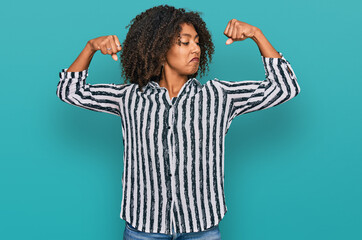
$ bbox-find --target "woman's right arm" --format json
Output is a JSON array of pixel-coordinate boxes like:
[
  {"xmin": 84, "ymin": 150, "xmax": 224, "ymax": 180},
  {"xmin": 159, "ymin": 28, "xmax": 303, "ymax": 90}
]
[
  {"xmin": 66, "ymin": 42, "xmax": 96, "ymax": 72},
  {"xmin": 67, "ymin": 35, "xmax": 121, "ymax": 72},
  {"xmin": 56, "ymin": 36, "xmax": 128, "ymax": 117}
]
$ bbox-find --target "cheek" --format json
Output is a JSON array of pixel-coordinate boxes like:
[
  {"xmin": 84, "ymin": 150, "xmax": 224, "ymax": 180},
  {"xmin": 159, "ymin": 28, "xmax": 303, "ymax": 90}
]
[
  {"xmin": 168, "ymin": 50, "xmax": 188, "ymax": 66},
  {"xmin": 173, "ymin": 48, "xmax": 186, "ymax": 59}
]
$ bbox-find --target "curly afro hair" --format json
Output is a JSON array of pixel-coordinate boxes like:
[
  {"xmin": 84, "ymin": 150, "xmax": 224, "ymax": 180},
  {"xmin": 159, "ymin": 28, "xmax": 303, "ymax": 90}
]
[{"xmin": 120, "ymin": 4, "xmax": 215, "ymax": 91}]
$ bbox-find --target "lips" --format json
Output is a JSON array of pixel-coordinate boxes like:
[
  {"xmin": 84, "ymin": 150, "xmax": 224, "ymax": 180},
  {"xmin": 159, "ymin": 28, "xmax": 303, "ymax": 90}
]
[{"xmin": 190, "ymin": 57, "xmax": 199, "ymax": 62}]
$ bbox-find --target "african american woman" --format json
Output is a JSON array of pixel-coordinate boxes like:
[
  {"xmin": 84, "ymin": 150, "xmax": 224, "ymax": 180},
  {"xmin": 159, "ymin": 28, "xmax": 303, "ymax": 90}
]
[{"xmin": 56, "ymin": 4, "xmax": 300, "ymax": 240}]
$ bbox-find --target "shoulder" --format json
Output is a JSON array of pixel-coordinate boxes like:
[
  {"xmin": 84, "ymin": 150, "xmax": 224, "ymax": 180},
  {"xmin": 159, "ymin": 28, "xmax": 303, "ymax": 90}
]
[
  {"xmin": 115, "ymin": 82, "xmax": 136, "ymax": 90},
  {"xmin": 207, "ymin": 78, "xmax": 233, "ymax": 85},
  {"xmin": 206, "ymin": 78, "xmax": 231, "ymax": 89},
  {"xmin": 199, "ymin": 78, "xmax": 230, "ymax": 95}
]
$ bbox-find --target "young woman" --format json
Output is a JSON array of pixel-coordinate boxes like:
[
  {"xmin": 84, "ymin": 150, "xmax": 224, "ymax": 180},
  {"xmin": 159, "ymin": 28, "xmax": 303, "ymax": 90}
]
[{"xmin": 56, "ymin": 4, "xmax": 300, "ymax": 240}]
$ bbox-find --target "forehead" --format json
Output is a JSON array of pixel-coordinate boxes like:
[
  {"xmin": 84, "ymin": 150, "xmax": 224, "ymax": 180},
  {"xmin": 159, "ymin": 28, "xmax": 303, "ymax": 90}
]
[{"xmin": 179, "ymin": 23, "xmax": 198, "ymax": 38}]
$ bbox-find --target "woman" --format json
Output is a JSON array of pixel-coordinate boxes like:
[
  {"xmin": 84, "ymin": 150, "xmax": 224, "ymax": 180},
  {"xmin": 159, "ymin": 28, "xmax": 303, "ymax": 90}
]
[{"xmin": 56, "ymin": 4, "xmax": 300, "ymax": 240}]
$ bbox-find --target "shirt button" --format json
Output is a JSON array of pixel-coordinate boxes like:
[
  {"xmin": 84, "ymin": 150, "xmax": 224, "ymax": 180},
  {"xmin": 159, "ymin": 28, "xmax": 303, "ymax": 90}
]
[
  {"xmin": 169, "ymin": 173, "xmax": 172, "ymax": 177},
  {"xmin": 168, "ymin": 126, "xmax": 171, "ymax": 129},
  {"xmin": 169, "ymin": 197, "xmax": 172, "ymax": 201}
]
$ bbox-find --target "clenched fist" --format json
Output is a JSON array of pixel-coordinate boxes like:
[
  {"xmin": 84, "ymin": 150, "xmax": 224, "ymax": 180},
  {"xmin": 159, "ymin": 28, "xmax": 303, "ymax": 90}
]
[
  {"xmin": 88, "ymin": 35, "xmax": 122, "ymax": 61},
  {"xmin": 224, "ymin": 19, "xmax": 260, "ymax": 45}
]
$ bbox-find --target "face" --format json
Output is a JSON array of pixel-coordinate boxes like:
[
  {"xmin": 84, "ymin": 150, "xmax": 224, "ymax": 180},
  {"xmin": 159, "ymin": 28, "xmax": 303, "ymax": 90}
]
[{"xmin": 164, "ymin": 23, "xmax": 201, "ymax": 77}]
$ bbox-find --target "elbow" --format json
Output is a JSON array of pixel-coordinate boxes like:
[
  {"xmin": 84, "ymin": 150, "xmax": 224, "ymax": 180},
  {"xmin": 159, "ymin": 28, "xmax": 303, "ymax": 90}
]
[
  {"xmin": 277, "ymin": 81, "xmax": 301, "ymax": 103},
  {"xmin": 56, "ymin": 82, "xmax": 63, "ymax": 100},
  {"xmin": 56, "ymin": 81, "xmax": 70, "ymax": 103},
  {"xmin": 293, "ymin": 80, "xmax": 301, "ymax": 98},
  {"xmin": 284, "ymin": 65, "xmax": 301, "ymax": 98},
  {"xmin": 286, "ymin": 76, "xmax": 301, "ymax": 100},
  {"xmin": 285, "ymin": 87, "xmax": 300, "ymax": 101}
]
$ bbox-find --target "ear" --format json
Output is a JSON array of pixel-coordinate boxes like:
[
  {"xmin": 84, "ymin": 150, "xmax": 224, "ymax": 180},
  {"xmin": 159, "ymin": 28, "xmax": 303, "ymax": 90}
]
[
  {"xmin": 160, "ymin": 57, "xmax": 166, "ymax": 67},
  {"xmin": 162, "ymin": 56, "xmax": 166, "ymax": 64}
]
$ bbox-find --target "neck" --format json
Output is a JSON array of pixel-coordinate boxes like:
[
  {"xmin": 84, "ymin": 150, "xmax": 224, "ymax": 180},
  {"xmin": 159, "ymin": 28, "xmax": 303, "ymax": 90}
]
[{"xmin": 159, "ymin": 65, "xmax": 188, "ymax": 96}]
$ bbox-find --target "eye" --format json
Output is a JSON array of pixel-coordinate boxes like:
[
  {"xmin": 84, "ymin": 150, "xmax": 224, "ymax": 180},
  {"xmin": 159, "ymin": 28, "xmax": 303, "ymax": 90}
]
[{"xmin": 181, "ymin": 42, "xmax": 200, "ymax": 46}]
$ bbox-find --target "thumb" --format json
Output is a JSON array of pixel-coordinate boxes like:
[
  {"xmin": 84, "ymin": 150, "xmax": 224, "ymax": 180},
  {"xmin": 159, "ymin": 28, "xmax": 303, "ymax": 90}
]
[
  {"xmin": 112, "ymin": 54, "xmax": 118, "ymax": 61},
  {"xmin": 226, "ymin": 38, "xmax": 234, "ymax": 45}
]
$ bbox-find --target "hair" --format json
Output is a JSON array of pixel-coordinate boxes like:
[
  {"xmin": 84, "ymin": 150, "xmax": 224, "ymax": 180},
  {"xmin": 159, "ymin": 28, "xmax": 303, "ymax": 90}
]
[{"xmin": 120, "ymin": 4, "xmax": 215, "ymax": 91}]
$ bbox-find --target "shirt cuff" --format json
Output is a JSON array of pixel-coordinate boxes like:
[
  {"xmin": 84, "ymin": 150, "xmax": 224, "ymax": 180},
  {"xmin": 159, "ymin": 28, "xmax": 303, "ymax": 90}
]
[
  {"xmin": 261, "ymin": 51, "xmax": 295, "ymax": 79},
  {"xmin": 59, "ymin": 68, "xmax": 89, "ymax": 80},
  {"xmin": 261, "ymin": 51, "xmax": 287, "ymax": 63}
]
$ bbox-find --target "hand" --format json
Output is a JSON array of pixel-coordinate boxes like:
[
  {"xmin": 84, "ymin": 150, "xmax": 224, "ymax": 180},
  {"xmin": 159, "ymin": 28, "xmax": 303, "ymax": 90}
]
[
  {"xmin": 88, "ymin": 35, "xmax": 122, "ymax": 61},
  {"xmin": 223, "ymin": 19, "xmax": 259, "ymax": 45}
]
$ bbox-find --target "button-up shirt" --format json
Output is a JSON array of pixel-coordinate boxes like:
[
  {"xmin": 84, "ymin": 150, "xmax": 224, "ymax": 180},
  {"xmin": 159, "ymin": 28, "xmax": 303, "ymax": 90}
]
[{"xmin": 56, "ymin": 52, "xmax": 300, "ymax": 234}]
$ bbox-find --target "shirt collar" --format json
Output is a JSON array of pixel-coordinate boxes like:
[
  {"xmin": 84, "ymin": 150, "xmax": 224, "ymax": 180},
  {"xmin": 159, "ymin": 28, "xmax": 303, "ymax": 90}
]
[{"xmin": 145, "ymin": 78, "xmax": 202, "ymax": 91}]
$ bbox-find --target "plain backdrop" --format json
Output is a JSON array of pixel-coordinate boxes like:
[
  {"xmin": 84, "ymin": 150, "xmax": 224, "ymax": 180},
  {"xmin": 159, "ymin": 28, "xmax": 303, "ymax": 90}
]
[{"xmin": 1, "ymin": 0, "xmax": 361, "ymax": 239}]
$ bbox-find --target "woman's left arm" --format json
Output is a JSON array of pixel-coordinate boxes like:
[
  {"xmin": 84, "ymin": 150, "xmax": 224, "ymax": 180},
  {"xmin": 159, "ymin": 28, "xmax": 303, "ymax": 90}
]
[
  {"xmin": 224, "ymin": 19, "xmax": 281, "ymax": 58},
  {"xmin": 215, "ymin": 19, "xmax": 301, "ymax": 122}
]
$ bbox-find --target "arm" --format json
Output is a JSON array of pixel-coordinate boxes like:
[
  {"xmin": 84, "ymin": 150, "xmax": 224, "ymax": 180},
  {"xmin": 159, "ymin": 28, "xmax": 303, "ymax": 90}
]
[
  {"xmin": 252, "ymin": 29, "xmax": 282, "ymax": 58},
  {"xmin": 252, "ymin": 29, "xmax": 294, "ymax": 77},
  {"xmin": 213, "ymin": 52, "xmax": 300, "ymax": 121},
  {"xmin": 216, "ymin": 19, "xmax": 301, "ymax": 122},
  {"xmin": 56, "ymin": 68, "xmax": 127, "ymax": 117},
  {"xmin": 67, "ymin": 35, "xmax": 121, "ymax": 72},
  {"xmin": 66, "ymin": 42, "xmax": 96, "ymax": 72},
  {"xmin": 56, "ymin": 36, "xmax": 127, "ymax": 117}
]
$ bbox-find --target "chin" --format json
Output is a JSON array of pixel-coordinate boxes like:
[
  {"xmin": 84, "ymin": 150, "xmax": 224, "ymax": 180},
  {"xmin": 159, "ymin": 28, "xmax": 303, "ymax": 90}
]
[
  {"xmin": 183, "ymin": 67, "xmax": 199, "ymax": 78},
  {"xmin": 188, "ymin": 71, "xmax": 198, "ymax": 79},
  {"xmin": 190, "ymin": 68, "xmax": 199, "ymax": 75}
]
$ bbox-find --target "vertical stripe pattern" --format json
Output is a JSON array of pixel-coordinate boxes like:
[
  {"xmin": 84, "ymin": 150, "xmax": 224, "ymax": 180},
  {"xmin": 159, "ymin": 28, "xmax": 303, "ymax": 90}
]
[{"xmin": 56, "ymin": 52, "xmax": 300, "ymax": 234}]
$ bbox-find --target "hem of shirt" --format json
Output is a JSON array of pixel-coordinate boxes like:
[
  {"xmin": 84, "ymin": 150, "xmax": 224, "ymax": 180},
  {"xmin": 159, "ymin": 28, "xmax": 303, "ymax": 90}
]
[{"xmin": 120, "ymin": 207, "xmax": 228, "ymax": 235}]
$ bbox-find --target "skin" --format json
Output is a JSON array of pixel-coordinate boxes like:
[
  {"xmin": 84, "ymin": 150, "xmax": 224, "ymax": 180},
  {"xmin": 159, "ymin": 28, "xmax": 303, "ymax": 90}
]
[{"xmin": 66, "ymin": 19, "xmax": 283, "ymax": 99}]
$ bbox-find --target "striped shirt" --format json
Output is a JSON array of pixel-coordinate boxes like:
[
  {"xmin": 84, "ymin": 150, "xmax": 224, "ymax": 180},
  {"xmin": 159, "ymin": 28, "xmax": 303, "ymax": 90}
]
[{"xmin": 56, "ymin": 51, "xmax": 300, "ymax": 234}]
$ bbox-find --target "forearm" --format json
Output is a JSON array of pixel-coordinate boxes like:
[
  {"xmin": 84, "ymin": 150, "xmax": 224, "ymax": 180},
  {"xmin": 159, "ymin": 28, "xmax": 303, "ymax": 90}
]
[
  {"xmin": 252, "ymin": 29, "xmax": 282, "ymax": 58},
  {"xmin": 66, "ymin": 42, "xmax": 97, "ymax": 72}
]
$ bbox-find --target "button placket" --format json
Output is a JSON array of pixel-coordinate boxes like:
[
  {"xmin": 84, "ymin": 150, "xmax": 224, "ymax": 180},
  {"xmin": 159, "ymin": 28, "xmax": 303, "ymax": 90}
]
[
  {"xmin": 168, "ymin": 104, "xmax": 174, "ymax": 177},
  {"xmin": 171, "ymin": 105, "xmax": 180, "ymax": 235},
  {"xmin": 167, "ymin": 103, "xmax": 176, "ymax": 233}
]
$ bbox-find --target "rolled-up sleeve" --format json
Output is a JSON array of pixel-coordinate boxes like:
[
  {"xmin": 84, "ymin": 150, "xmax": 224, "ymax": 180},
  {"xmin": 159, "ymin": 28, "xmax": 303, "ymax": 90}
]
[
  {"xmin": 212, "ymin": 52, "xmax": 301, "ymax": 122},
  {"xmin": 56, "ymin": 68, "xmax": 128, "ymax": 117}
]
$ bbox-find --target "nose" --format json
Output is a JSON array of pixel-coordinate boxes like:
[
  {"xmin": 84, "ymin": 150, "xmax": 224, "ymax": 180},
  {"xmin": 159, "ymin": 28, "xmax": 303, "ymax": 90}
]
[{"xmin": 191, "ymin": 42, "xmax": 200, "ymax": 54}]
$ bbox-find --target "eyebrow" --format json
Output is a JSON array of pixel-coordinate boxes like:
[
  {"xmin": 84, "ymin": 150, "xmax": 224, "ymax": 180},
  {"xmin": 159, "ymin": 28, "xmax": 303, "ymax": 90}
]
[{"xmin": 180, "ymin": 33, "xmax": 199, "ymax": 39}]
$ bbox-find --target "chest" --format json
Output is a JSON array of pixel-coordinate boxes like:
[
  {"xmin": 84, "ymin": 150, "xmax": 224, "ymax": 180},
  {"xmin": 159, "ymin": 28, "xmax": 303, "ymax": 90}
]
[{"xmin": 120, "ymin": 90, "xmax": 228, "ymax": 136}]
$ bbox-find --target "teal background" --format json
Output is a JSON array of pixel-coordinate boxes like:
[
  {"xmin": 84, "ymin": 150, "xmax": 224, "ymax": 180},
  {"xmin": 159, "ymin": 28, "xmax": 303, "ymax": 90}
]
[{"xmin": 1, "ymin": 0, "xmax": 361, "ymax": 239}]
